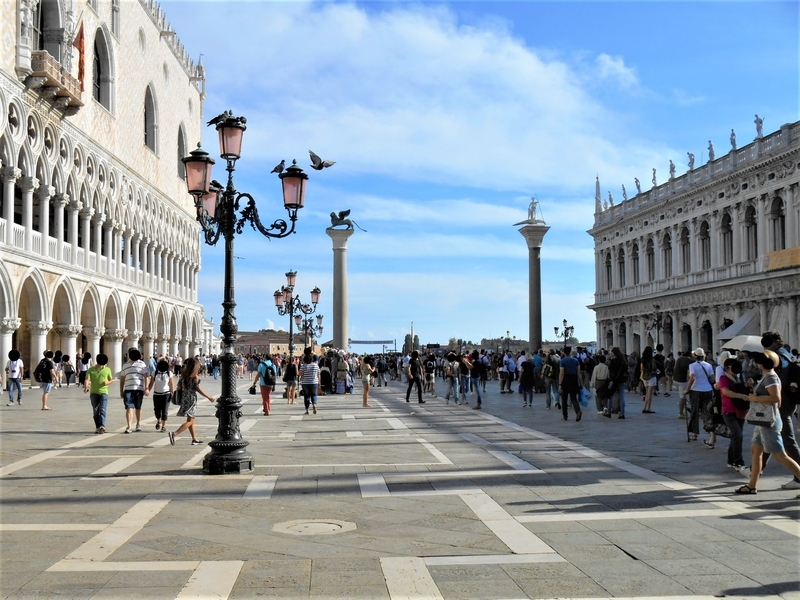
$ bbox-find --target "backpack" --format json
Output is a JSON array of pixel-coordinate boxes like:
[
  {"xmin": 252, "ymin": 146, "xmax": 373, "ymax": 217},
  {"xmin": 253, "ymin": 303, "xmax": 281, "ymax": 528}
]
[
  {"xmin": 654, "ymin": 354, "xmax": 666, "ymax": 376},
  {"xmin": 542, "ymin": 363, "xmax": 553, "ymax": 379},
  {"xmin": 261, "ymin": 362, "xmax": 276, "ymax": 386},
  {"xmin": 33, "ymin": 359, "xmax": 49, "ymax": 383}
]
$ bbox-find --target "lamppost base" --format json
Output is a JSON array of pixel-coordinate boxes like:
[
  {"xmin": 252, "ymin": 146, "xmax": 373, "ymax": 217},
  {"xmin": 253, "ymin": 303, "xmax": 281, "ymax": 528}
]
[{"xmin": 202, "ymin": 448, "xmax": 254, "ymax": 475}]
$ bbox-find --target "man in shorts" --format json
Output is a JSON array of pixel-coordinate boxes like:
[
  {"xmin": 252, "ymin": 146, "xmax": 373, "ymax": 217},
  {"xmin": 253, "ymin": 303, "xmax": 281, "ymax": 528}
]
[
  {"xmin": 120, "ymin": 348, "xmax": 150, "ymax": 433},
  {"xmin": 36, "ymin": 350, "xmax": 57, "ymax": 410}
]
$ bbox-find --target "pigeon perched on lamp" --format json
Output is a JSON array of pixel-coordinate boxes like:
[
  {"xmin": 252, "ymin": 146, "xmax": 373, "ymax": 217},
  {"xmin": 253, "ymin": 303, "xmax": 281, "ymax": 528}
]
[{"xmin": 271, "ymin": 160, "xmax": 285, "ymax": 174}]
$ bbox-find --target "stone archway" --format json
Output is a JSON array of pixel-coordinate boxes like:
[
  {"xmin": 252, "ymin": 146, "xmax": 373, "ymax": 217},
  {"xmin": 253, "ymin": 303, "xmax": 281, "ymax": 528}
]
[
  {"xmin": 51, "ymin": 281, "xmax": 80, "ymax": 364},
  {"xmin": 700, "ymin": 320, "xmax": 713, "ymax": 354},
  {"xmin": 17, "ymin": 272, "xmax": 49, "ymax": 372}
]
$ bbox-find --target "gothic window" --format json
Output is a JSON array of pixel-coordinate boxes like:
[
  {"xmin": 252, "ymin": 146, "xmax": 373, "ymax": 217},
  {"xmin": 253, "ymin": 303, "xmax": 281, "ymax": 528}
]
[
  {"xmin": 646, "ymin": 239, "xmax": 655, "ymax": 281},
  {"xmin": 605, "ymin": 252, "xmax": 612, "ymax": 291},
  {"xmin": 617, "ymin": 248, "xmax": 626, "ymax": 287},
  {"xmin": 680, "ymin": 227, "xmax": 691, "ymax": 274},
  {"xmin": 744, "ymin": 206, "xmax": 757, "ymax": 261},
  {"xmin": 771, "ymin": 197, "xmax": 785, "ymax": 251},
  {"xmin": 92, "ymin": 29, "xmax": 113, "ymax": 112},
  {"xmin": 31, "ymin": 2, "xmax": 44, "ymax": 51},
  {"xmin": 144, "ymin": 85, "xmax": 158, "ymax": 152},
  {"xmin": 721, "ymin": 213, "xmax": 733, "ymax": 265},
  {"xmin": 662, "ymin": 233, "xmax": 672, "ymax": 277},
  {"xmin": 177, "ymin": 127, "xmax": 186, "ymax": 181},
  {"xmin": 631, "ymin": 244, "xmax": 640, "ymax": 285},
  {"xmin": 32, "ymin": 0, "xmax": 64, "ymax": 62},
  {"xmin": 698, "ymin": 221, "xmax": 711, "ymax": 269},
  {"xmin": 111, "ymin": 0, "xmax": 120, "ymax": 37}
]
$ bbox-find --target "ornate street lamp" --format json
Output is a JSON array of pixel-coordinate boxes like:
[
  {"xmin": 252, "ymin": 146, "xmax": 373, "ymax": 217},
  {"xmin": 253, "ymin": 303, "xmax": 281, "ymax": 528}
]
[
  {"xmin": 646, "ymin": 304, "xmax": 663, "ymax": 346},
  {"xmin": 296, "ymin": 313, "xmax": 324, "ymax": 351},
  {"xmin": 182, "ymin": 112, "xmax": 310, "ymax": 475},
  {"xmin": 274, "ymin": 271, "xmax": 320, "ymax": 360},
  {"xmin": 554, "ymin": 319, "xmax": 574, "ymax": 350}
]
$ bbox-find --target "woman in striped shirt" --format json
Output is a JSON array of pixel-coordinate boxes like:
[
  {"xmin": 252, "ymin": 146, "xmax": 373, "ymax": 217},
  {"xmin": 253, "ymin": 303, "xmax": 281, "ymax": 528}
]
[{"xmin": 300, "ymin": 353, "xmax": 320, "ymax": 415}]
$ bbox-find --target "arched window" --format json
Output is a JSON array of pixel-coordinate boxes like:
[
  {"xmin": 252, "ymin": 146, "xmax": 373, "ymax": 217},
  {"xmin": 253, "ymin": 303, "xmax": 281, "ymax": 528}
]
[
  {"xmin": 92, "ymin": 29, "xmax": 113, "ymax": 112},
  {"xmin": 680, "ymin": 227, "xmax": 691, "ymax": 274},
  {"xmin": 631, "ymin": 243, "xmax": 640, "ymax": 285},
  {"xmin": 144, "ymin": 85, "xmax": 158, "ymax": 152},
  {"xmin": 646, "ymin": 239, "xmax": 655, "ymax": 281},
  {"xmin": 605, "ymin": 252, "xmax": 612, "ymax": 291},
  {"xmin": 662, "ymin": 233, "xmax": 672, "ymax": 277},
  {"xmin": 699, "ymin": 221, "xmax": 711, "ymax": 269},
  {"xmin": 744, "ymin": 205, "xmax": 757, "ymax": 261},
  {"xmin": 771, "ymin": 197, "xmax": 785, "ymax": 251},
  {"xmin": 617, "ymin": 248, "xmax": 626, "ymax": 287},
  {"xmin": 177, "ymin": 127, "xmax": 186, "ymax": 180},
  {"xmin": 721, "ymin": 213, "xmax": 733, "ymax": 265},
  {"xmin": 32, "ymin": 0, "xmax": 64, "ymax": 62}
]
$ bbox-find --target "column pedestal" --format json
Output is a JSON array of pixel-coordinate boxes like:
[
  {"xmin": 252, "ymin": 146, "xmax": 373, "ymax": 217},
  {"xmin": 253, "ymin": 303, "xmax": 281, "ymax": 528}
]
[
  {"xmin": 326, "ymin": 228, "xmax": 355, "ymax": 350},
  {"xmin": 518, "ymin": 223, "xmax": 550, "ymax": 352}
]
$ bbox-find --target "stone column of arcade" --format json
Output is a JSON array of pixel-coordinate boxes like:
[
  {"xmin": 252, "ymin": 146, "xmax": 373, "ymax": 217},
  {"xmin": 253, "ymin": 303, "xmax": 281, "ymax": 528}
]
[
  {"xmin": 0, "ymin": 319, "xmax": 21, "ymax": 370},
  {"xmin": 326, "ymin": 228, "xmax": 354, "ymax": 350},
  {"xmin": 518, "ymin": 223, "xmax": 550, "ymax": 352}
]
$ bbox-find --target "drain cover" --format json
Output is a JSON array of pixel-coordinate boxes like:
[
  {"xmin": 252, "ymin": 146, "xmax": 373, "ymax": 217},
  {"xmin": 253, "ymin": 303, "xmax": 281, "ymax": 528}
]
[{"xmin": 272, "ymin": 519, "xmax": 356, "ymax": 536}]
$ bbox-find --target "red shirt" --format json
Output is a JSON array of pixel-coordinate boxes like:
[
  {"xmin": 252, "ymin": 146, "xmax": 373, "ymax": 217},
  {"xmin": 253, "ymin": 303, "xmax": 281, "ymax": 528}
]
[{"xmin": 718, "ymin": 373, "xmax": 747, "ymax": 418}]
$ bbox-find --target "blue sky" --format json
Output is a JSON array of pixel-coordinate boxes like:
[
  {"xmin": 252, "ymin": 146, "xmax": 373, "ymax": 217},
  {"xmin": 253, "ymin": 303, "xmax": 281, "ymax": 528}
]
[{"xmin": 163, "ymin": 0, "xmax": 798, "ymax": 350}]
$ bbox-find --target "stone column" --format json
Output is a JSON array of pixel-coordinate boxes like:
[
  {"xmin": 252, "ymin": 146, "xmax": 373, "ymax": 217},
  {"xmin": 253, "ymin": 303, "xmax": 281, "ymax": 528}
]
[
  {"xmin": 67, "ymin": 199, "xmax": 81, "ymax": 266},
  {"xmin": 756, "ymin": 195, "xmax": 768, "ymax": 256},
  {"xmin": 103, "ymin": 222, "xmax": 114, "ymax": 275},
  {"xmin": 122, "ymin": 229, "xmax": 131, "ymax": 281},
  {"xmin": 788, "ymin": 297, "xmax": 798, "ymax": 351},
  {"xmin": 518, "ymin": 223, "xmax": 550, "ymax": 352},
  {"xmin": 80, "ymin": 207, "xmax": 94, "ymax": 269},
  {"xmin": 688, "ymin": 219, "xmax": 698, "ymax": 274},
  {"xmin": 731, "ymin": 205, "xmax": 741, "ymax": 264},
  {"xmin": 0, "ymin": 318, "xmax": 22, "ymax": 373},
  {"xmin": 157, "ymin": 333, "xmax": 169, "ymax": 357},
  {"xmin": 54, "ymin": 325, "xmax": 82, "ymax": 364},
  {"xmin": 131, "ymin": 234, "xmax": 141, "ymax": 285},
  {"xmin": 326, "ymin": 228, "xmax": 355, "ymax": 350},
  {"xmin": 2, "ymin": 167, "xmax": 21, "ymax": 245},
  {"xmin": 625, "ymin": 317, "xmax": 634, "ymax": 354},
  {"xmin": 114, "ymin": 223, "xmax": 125, "ymax": 279},
  {"xmin": 709, "ymin": 211, "xmax": 720, "ymax": 270},
  {"xmin": 142, "ymin": 333, "xmax": 156, "ymax": 360},
  {"xmin": 36, "ymin": 185, "xmax": 54, "ymax": 256},
  {"xmin": 786, "ymin": 185, "xmax": 798, "ymax": 249},
  {"xmin": 611, "ymin": 319, "xmax": 620, "ymax": 348},
  {"xmin": 20, "ymin": 176, "xmax": 39, "ymax": 252},
  {"xmin": 180, "ymin": 337, "xmax": 190, "ymax": 360},
  {"xmin": 103, "ymin": 328, "xmax": 128, "ymax": 375},
  {"xmin": 27, "ymin": 321, "xmax": 52, "ymax": 386},
  {"xmin": 169, "ymin": 335, "xmax": 179, "ymax": 356},
  {"xmin": 92, "ymin": 215, "xmax": 104, "ymax": 266},
  {"xmin": 143, "ymin": 238, "xmax": 152, "ymax": 288},
  {"xmin": 54, "ymin": 193, "xmax": 69, "ymax": 261}
]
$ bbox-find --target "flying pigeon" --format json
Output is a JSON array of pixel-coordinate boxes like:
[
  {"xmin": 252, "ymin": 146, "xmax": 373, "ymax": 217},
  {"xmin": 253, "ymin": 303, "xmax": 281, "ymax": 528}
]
[
  {"xmin": 309, "ymin": 150, "xmax": 335, "ymax": 170},
  {"xmin": 271, "ymin": 160, "xmax": 285, "ymax": 174},
  {"xmin": 206, "ymin": 110, "xmax": 231, "ymax": 126}
]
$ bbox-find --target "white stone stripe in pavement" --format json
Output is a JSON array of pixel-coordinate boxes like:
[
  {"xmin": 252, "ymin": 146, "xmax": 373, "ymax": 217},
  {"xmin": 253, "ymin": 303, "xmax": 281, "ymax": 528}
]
[
  {"xmin": 1, "ymin": 524, "xmax": 108, "ymax": 531},
  {"xmin": 342, "ymin": 414, "xmax": 355, "ymax": 419},
  {"xmin": 239, "ymin": 418, "xmax": 258, "ymax": 432},
  {"xmin": 176, "ymin": 560, "xmax": 244, "ymax": 600},
  {"xmin": 459, "ymin": 432, "xmax": 491, "ymax": 446},
  {"xmin": 49, "ymin": 560, "xmax": 199, "ymax": 571},
  {"xmin": 60, "ymin": 496, "xmax": 171, "ymax": 563},
  {"xmin": 515, "ymin": 508, "xmax": 730, "ymax": 522},
  {"xmin": 243, "ymin": 475, "xmax": 277, "ymax": 499},
  {"xmin": 279, "ymin": 432, "xmax": 295, "ymax": 439},
  {"xmin": 424, "ymin": 553, "xmax": 565, "ymax": 566},
  {"xmin": 386, "ymin": 417, "xmax": 408, "ymax": 430},
  {"xmin": 63, "ymin": 434, "xmax": 120, "ymax": 448},
  {"xmin": 90, "ymin": 456, "xmax": 145, "ymax": 476},
  {"xmin": 358, "ymin": 473, "xmax": 390, "ymax": 497},
  {"xmin": 417, "ymin": 438, "xmax": 452, "ymax": 464},
  {"xmin": 487, "ymin": 450, "xmax": 542, "ymax": 471},
  {"xmin": 458, "ymin": 491, "xmax": 555, "ymax": 554},
  {"xmin": 290, "ymin": 415, "xmax": 303, "ymax": 420},
  {"xmin": 181, "ymin": 447, "xmax": 209, "ymax": 469},
  {"xmin": 380, "ymin": 556, "xmax": 443, "ymax": 600},
  {"xmin": 0, "ymin": 449, "xmax": 68, "ymax": 477},
  {"xmin": 346, "ymin": 431, "xmax": 363, "ymax": 437}
]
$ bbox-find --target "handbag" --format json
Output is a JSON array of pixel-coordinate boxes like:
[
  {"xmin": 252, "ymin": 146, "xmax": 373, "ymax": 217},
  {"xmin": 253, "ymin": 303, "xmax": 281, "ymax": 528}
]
[
  {"xmin": 248, "ymin": 383, "xmax": 257, "ymax": 395},
  {"xmin": 745, "ymin": 402, "xmax": 777, "ymax": 427},
  {"xmin": 171, "ymin": 389, "xmax": 182, "ymax": 405}
]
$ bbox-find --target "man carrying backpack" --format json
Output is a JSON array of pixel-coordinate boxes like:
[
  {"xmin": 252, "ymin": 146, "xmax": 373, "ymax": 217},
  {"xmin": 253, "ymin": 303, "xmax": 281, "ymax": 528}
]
[
  {"xmin": 34, "ymin": 351, "xmax": 57, "ymax": 411},
  {"xmin": 258, "ymin": 353, "xmax": 277, "ymax": 415}
]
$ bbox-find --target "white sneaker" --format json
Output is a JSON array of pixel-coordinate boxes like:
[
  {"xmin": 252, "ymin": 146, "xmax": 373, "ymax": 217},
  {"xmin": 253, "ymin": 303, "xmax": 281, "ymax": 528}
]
[
  {"xmin": 134, "ymin": 424, "xmax": 142, "ymax": 432},
  {"xmin": 736, "ymin": 465, "xmax": 751, "ymax": 478},
  {"xmin": 124, "ymin": 427, "xmax": 131, "ymax": 434},
  {"xmin": 781, "ymin": 479, "xmax": 800, "ymax": 490}
]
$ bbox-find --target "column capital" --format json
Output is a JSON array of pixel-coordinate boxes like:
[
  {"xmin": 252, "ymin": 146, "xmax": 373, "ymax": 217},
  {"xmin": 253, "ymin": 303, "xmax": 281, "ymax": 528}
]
[
  {"xmin": 54, "ymin": 193, "xmax": 70, "ymax": 207},
  {"xmin": 142, "ymin": 332, "xmax": 157, "ymax": 342},
  {"xmin": 157, "ymin": 333, "xmax": 170, "ymax": 343},
  {"xmin": 517, "ymin": 223, "xmax": 550, "ymax": 249},
  {"xmin": 127, "ymin": 330, "xmax": 143, "ymax": 342},
  {"xmin": 68, "ymin": 199, "xmax": 83, "ymax": 213},
  {"xmin": 80, "ymin": 207, "xmax": 95, "ymax": 219},
  {"xmin": 103, "ymin": 328, "xmax": 129, "ymax": 342},
  {"xmin": 0, "ymin": 318, "xmax": 22, "ymax": 334},
  {"xmin": 53, "ymin": 324, "xmax": 83, "ymax": 337},
  {"xmin": 82, "ymin": 326, "xmax": 105, "ymax": 340},
  {"xmin": 36, "ymin": 185, "xmax": 55, "ymax": 201},
  {"xmin": 20, "ymin": 176, "xmax": 39, "ymax": 193},
  {"xmin": 326, "ymin": 227, "xmax": 355, "ymax": 250},
  {"xmin": 92, "ymin": 213, "xmax": 106, "ymax": 226},
  {"xmin": 1, "ymin": 166, "xmax": 21, "ymax": 183},
  {"xmin": 26, "ymin": 320, "xmax": 53, "ymax": 336}
]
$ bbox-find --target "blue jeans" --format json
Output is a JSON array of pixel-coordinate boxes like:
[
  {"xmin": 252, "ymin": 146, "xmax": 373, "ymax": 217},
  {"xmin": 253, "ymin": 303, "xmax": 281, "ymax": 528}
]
[
  {"xmin": 8, "ymin": 378, "xmax": 22, "ymax": 403},
  {"xmin": 302, "ymin": 383, "xmax": 318, "ymax": 410},
  {"xmin": 445, "ymin": 377, "xmax": 459, "ymax": 400},
  {"xmin": 607, "ymin": 384, "xmax": 626, "ymax": 416},
  {"xmin": 471, "ymin": 377, "xmax": 482, "ymax": 405},
  {"xmin": 213, "ymin": 366, "xmax": 220, "ymax": 379},
  {"xmin": 722, "ymin": 412, "xmax": 744, "ymax": 467},
  {"xmin": 90, "ymin": 393, "xmax": 108, "ymax": 429},
  {"xmin": 459, "ymin": 375, "xmax": 470, "ymax": 403}
]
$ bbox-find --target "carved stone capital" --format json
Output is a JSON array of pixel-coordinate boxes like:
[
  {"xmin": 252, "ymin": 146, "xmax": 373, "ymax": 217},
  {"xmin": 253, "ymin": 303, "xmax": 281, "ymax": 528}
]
[
  {"xmin": 127, "ymin": 331, "xmax": 143, "ymax": 343},
  {"xmin": 1, "ymin": 166, "xmax": 21, "ymax": 184},
  {"xmin": 68, "ymin": 199, "xmax": 83, "ymax": 213},
  {"xmin": 80, "ymin": 207, "xmax": 95, "ymax": 219},
  {"xmin": 36, "ymin": 185, "xmax": 55, "ymax": 202},
  {"xmin": 0, "ymin": 318, "xmax": 22, "ymax": 334},
  {"xmin": 53, "ymin": 193, "xmax": 70, "ymax": 208},
  {"xmin": 157, "ymin": 333, "xmax": 170, "ymax": 343},
  {"xmin": 19, "ymin": 176, "xmax": 39, "ymax": 193},
  {"xmin": 26, "ymin": 320, "xmax": 53, "ymax": 336},
  {"xmin": 53, "ymin": 324, "xmax": 83, "ymax": 338},
  {"xmin": 103, "ymin": 328, "xmax": 128, "ymax": 342},
  {"xmin": 82, "ymin": 326, "xmax": 105, "ymax": 340},
  {"xmin": 92, "ymin": 214, "xmax": 106, "ymax": 227},
  {"xmin": 142, "ymin": 333, "xmax": 157, "ymax": 342}
]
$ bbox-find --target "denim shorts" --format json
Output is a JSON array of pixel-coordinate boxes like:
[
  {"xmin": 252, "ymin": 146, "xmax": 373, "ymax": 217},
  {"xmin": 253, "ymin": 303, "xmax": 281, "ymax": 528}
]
[
  {"xmin": 123, "ymin": 390, "xmax": 144, "ymax": 410},
  {"xmin": 40, "ymin": 383, "xmax": 53, "ymax": 393},
  {"xmin": 751, "ymin": 414, "xmax": 785, "ymax": 454}
]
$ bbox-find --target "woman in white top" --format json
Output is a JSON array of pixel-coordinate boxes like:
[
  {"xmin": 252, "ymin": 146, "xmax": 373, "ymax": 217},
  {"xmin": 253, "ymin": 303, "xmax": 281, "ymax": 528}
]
[
  {"xmin": 147, "ymin": 360, "xmax": 174, "ymax": 433},
  {"xmin": 686, "ymin": 348, "xmax": 715, "ymax": 442}
]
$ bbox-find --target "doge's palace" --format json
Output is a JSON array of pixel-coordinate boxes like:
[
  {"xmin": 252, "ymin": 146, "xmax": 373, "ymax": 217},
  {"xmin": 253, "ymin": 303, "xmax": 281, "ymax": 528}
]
[
  {"xmin": 1, "ymin": 0, "xmax": 206, "ymax": 373},
  {"xmin": 589, "ymin": 121, "xmax": 800, "ymax": 356}
]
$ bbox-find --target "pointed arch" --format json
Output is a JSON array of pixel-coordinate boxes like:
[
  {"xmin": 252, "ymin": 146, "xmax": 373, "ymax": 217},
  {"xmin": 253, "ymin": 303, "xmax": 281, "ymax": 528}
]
[
  {"xmin": 92, "ymin": 26, "xmax": 115, "ymax": 113},
  {"xmin": 144, "ymin": 83, "xmax": 158, "ymax": 153}
]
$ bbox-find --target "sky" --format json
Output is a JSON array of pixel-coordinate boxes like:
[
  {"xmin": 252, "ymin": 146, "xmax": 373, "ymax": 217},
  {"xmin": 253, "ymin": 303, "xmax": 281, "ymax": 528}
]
[{"xmin": 162, "ymin": 0, "xmax": 798, "ymax": 351}]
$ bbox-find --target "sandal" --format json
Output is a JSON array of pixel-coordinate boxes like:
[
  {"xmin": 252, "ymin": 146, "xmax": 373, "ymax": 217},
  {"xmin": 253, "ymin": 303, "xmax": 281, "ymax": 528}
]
[
  {"xmin": 734, "ymin": 484, "xmax": 757, "ymax": 494},
  {"xmin": 703, "ymin": 440, "xmax": 715, "ymax": 449}
]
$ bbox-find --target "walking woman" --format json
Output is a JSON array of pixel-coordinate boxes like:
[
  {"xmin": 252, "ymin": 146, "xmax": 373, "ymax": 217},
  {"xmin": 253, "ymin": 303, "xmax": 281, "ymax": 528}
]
[
  {"xmin": 168, "ymin": 356, "xmax": 215, "ymax": 446},
  {"xmin": 607, "ymin": 347, "xmax": 628, "ymax": 419},
  {"xmin": 735, "ymin": 350, "xmax": 800, "ymax": 496},
  {"xmin": 640, "ymin": 346, "xmax": 658, "ymax": 413},
  {"xmin": 361, "ymin": 355, "xmax": 375, "ymax": 408},
  {"xmin": 299, "ymin": 351, "xmax": 320, "ymax": 415},
  {"xmin": 258, "ymin": 354, "xmax": 277, "ymax": 415},
  {"xmin": 686, "ymin": 348, "xmax": 715, "ymax": 441},
  {"xmin": 148, "ymin": 359, "xmax": 174, "ymax": 433},
  {"xmin": 61, "ymin": 355, "xmax": 75, "ymax": 387},
  {"xmin": 718, "ymin": 357, "xmax": 751, "ymax": 475},
  {"xmin": 283, "ymin": 357, "xmax": 298, "ymax": 404},
  {"xmin": 78, "ymin": 352, "xmax": 92, "ymax": 387},
  {"xmin": 405, "ymin": 350, "xmax": 425, "ymax": 404}
]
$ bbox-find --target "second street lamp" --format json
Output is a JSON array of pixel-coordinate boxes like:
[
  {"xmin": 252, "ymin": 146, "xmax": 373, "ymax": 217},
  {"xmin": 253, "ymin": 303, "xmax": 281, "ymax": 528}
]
[
  {"xmin": 274, "ymin": 271, "xmax": 320, "ymax": 360},
  {"xmin": 182, "ymin": 111, "xmax": 310, "ymax": 475},
  {"xmin": 555, "ymin": 319, "xmax": 574, "ymax": 350},
  {"xmin": 296, "ymin": 314, "xmax": 324, "ymax": 351}
]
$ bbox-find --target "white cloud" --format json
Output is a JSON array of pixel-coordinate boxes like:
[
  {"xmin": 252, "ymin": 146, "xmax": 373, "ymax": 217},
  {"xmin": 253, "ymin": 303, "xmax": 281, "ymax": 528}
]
[
  {"xmin": 594, "ymin": 53, "xmax": 640, "ymax": 89},
  {"xmin": 672, "ymin": 88, "xmax": 706, "ymax": 106}
]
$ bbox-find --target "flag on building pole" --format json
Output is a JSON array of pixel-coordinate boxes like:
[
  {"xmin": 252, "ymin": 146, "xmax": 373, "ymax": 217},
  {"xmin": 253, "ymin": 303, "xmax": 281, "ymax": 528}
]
[{"xmin": 72, "ymin": 21, "xmax": 85, "ymax": 91}]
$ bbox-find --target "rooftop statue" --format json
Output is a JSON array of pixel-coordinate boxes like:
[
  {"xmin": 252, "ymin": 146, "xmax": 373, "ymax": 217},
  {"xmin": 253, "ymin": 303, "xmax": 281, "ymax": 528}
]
[
  {"xmin": 608, "ymin": 191, "xmax": 614, "ymax": 206},
  {"xmin": 622, "ymin": 184, "xmax": 628, "ymax": 201},
  {"xmin": 669, "ymin": 160, "xmax": 676, "ymax": 179},
  {"xmin": 708, "ymin": 140, "xmax": 715, "ymax": 161},
  {"xmin": 634, "ymin": 177, "xmax": 641, "ymax": 194},
  {"xmin": 514, "ymin": 197, "xmax": 546, "ymax": 225},
  {"xmin": 754, "ymin": 114, "xmax": 764, "ymax": 139},
  {"xmin": 687, "ymin": 152, "xmax": 695, "ymax": 170},
  {"xmin": 328, "ymin": 209, "xmax": 366, "ymax": 232},
  {"xmin": 730, "ymin": 129, "xmax": 737, "ymax": 151},
  {"xmin": 652, "ymin": 168, "xmax": 657, "ymax": 187}
]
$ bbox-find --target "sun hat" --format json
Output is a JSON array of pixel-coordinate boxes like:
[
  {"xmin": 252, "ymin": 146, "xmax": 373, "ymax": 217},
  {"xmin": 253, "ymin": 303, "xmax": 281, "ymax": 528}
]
[{"xmin": 692, "ymin": 347, "xmax": 705, "ymax": 358}]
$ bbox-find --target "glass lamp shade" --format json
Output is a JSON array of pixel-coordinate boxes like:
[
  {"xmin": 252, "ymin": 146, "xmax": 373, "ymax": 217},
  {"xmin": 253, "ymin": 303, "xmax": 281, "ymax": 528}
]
[
  {"xmin": 279, "ymin": 161, "xmax": 308, "ymax": 210},
  {"xmin": 201, "ymin": 190, "xmax": 218, "ymax": 219},
  {"xmin": 217, "ymin": 121, "xmax": 245, "ymax": 160},
  {"xmin": 183, "ymin": 143, "xmax": 215, "ymax": 195},
  {"xmin": 310, "ymin": 287, "xmax": 321, "ymax": 304},
  {"xmin": 294, "ymin": 315, "xmax": 303, "ymax": 327},
  {"xmin": 318, "ymin": 326, "xmax": 323, "ymax": 335},
  {"xmin": 316, "ymin": 315, "xmax": 323, "ymax": 326},
  {"xmin": 554, "ymin": 327, "xmax": 559, "ymax": 336},
  {"xmin": 285, "ymin": 271, "xmax": 297, "ymax": 287},
  {"xmin": 273, "ymin": 290, "xmax": 284, "ymax": 307},
  {"xmin": 563, "ymin": 319, "xmax": 568, "ymax": 327},
  {"xmin": 283, "ymin": 287, "xmax": 293, "ymax": 304}
]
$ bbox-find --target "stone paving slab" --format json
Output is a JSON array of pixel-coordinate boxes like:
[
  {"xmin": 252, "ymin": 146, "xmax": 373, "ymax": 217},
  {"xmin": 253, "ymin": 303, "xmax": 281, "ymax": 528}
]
[{"xmin": 1, "ymin": 379, "xmax": 798, "ymax": 599}]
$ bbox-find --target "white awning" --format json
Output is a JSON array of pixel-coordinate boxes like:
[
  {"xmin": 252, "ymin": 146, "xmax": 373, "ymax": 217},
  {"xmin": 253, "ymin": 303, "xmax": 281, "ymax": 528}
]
[{"xmin": 717, "ymin": 308, "xmax": 760, "ymax": 341}]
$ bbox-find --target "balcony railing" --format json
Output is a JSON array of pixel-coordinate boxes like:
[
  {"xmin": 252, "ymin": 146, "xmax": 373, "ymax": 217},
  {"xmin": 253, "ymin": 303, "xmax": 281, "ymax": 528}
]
[{"xmin": 29, "ymin": 51, "xmax": 83, "ymax": 110}]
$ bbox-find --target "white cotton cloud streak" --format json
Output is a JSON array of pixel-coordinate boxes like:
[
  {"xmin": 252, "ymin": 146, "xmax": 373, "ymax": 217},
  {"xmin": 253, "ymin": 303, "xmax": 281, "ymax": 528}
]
[{"xmin": 185, "ymin": 2, "xmax": 673, "ymax": 192}]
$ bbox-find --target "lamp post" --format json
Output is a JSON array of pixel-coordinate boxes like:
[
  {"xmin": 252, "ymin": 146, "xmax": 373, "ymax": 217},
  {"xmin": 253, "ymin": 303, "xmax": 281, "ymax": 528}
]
[
  {"xmin": 274, "ymin": 271, "xmax": 321, "ymax": 360},
  {"xmin": 647, "ymin": 304, "xmax": 663, "ymax": 346},
  {"xmin": 296, "ymin": 313, "xmax": 324, "ymax": 351},
  {"xmin": 182, "ymin": 111, "xmax": 309, "ymax": 475},
  {"xmin": 554, "ymin": 319, "xmax": 574, "ymax": 350}
]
